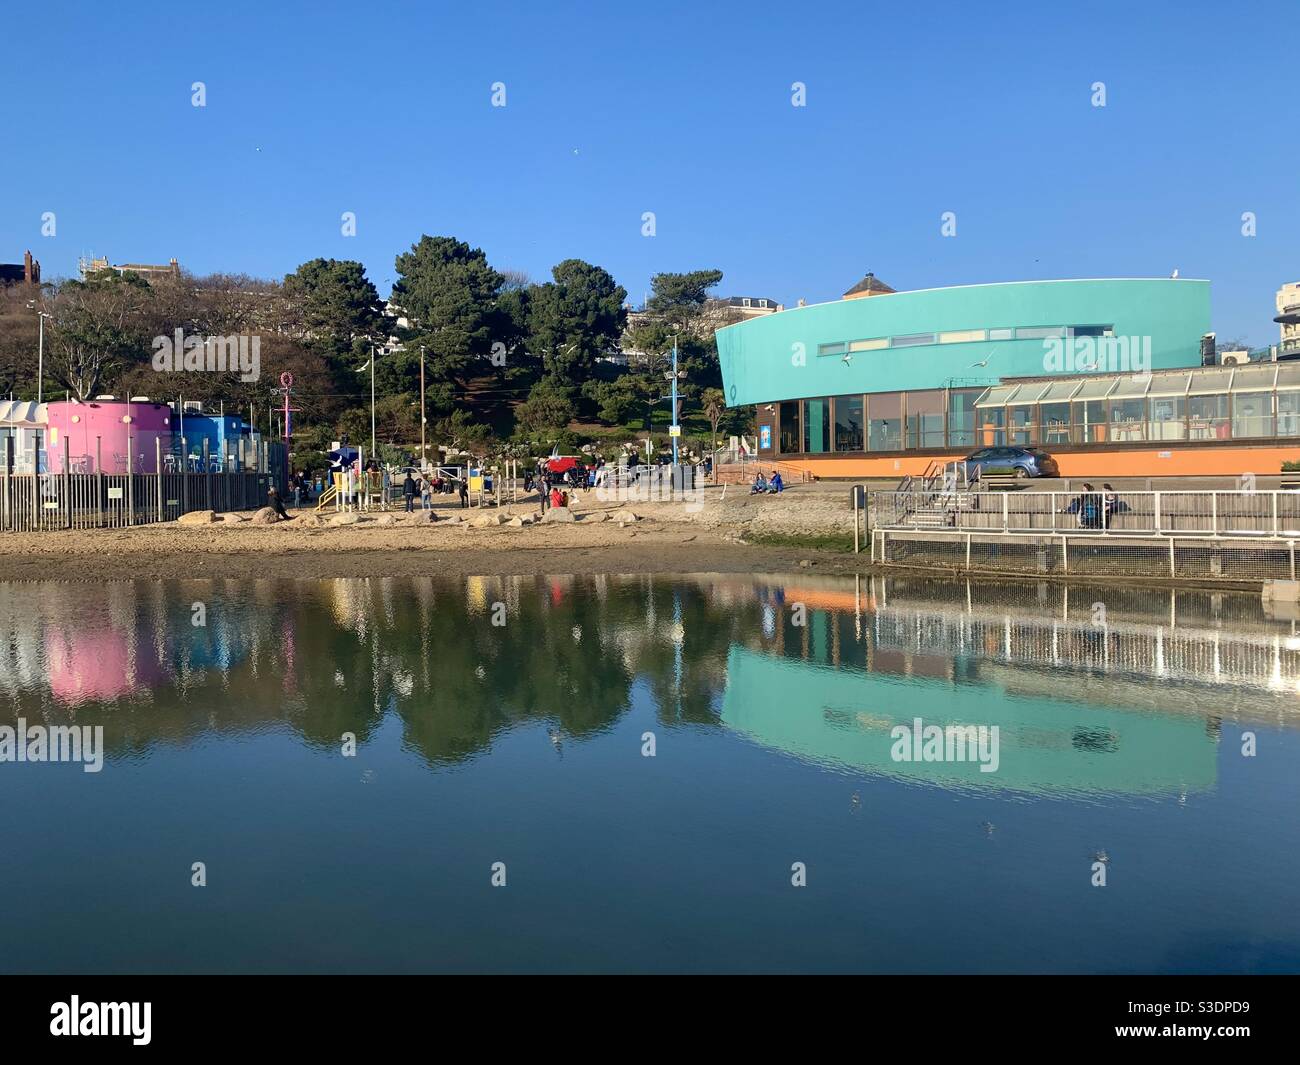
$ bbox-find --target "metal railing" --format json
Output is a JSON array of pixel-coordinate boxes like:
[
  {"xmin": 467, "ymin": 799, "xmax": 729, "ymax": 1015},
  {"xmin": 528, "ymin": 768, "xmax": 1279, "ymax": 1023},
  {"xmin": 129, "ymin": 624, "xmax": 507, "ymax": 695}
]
[
  {"xmin": 0, "ymin": 436, "xmax": 284, "ymax": 532},
  {"xmin": 868, "ymin": 489, "xmax": 1300, "ymax": 539}
]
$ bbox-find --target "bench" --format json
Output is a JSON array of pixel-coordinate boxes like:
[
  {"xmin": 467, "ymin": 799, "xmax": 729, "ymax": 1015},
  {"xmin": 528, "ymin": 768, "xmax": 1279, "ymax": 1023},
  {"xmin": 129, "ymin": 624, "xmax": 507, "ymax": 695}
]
[{"xmin": 978, "ymin": 472, "xmax": 1029, "ymax": 492}]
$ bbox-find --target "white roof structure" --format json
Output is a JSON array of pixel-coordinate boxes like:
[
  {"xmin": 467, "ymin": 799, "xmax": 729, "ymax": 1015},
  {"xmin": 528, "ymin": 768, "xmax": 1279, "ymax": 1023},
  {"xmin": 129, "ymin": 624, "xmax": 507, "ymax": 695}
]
[{"xmin": 0, "ymin": 401, "xmax": 46, "ymax": 427}]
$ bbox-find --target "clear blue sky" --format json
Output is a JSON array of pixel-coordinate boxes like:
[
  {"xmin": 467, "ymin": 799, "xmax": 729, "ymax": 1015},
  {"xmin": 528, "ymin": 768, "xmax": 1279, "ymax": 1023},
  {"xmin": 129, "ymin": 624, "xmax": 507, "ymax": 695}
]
[{"xmin": 1, "ymin": 0, "xmax": 1291, "ymax": 345}]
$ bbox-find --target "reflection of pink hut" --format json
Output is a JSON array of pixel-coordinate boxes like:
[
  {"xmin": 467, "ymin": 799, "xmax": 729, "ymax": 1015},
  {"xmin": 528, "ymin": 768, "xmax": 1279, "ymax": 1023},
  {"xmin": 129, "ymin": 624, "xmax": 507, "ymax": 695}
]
[{"xmin": 43, "ymin": 396, "xmax": 174, "ymax": 474}]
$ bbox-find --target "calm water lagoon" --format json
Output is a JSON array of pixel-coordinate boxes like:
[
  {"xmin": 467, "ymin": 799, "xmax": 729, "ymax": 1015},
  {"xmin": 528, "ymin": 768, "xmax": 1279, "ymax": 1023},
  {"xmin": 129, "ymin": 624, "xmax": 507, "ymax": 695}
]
[{"xmin": 2, "ymin": 573, "xmax": 1299, "ymax": 974}]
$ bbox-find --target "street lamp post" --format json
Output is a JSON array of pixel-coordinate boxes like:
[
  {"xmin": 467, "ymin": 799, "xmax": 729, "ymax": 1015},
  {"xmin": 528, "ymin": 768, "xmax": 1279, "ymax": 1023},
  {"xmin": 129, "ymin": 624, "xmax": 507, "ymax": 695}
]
[
  {"xmin": 370, "ymin": 345, "xmax": 376, "ymax": 459},
  {"xmin": 670, "ymin": 333, "xmax": 680, "ymax": 467},
  {"xmin": 419, "ymin": 344, "xmax": 426, "ymax": 470},
  {"xmin": 27, "ymin": 302, "xmax": 50, "ymax": 405}
]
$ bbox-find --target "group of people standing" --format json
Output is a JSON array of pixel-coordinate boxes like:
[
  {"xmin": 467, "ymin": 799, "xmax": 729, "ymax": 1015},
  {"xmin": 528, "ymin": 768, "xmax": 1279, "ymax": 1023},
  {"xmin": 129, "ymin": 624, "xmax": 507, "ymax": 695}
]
[{"xmin": 400, "ymin": 470, "xmax": 470, "ymax": 511}]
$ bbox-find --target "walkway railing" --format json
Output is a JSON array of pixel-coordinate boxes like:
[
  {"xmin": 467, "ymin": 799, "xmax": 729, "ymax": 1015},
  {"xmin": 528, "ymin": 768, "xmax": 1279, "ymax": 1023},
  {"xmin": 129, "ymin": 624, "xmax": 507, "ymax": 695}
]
[{"xmin": 868, "ymin": 489, "xmax": 1300, "ymax": 538}]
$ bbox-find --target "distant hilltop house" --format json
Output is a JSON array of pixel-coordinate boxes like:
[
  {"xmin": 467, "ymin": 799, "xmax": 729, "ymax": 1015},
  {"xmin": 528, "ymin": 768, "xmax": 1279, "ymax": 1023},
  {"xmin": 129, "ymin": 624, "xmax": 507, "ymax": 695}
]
[
  {"xmin": 1276, "ymin": 281, "xmax": 1300, "ymax": 359},
  {"xmin": 0, "ymin": 250, "xmax": 40, "ymax": 286},
  {"xmin": 79, "ymin": 255, "xmax": 180, "ymax": 283},
  {"xmin": 706, "ymin": 296, "xmax": 784, "ymax": 319}
]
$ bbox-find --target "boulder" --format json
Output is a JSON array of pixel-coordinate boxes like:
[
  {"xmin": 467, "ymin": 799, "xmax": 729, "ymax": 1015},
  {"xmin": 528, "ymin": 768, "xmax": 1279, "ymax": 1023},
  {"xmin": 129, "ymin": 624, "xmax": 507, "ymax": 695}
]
[
  {"xmin": 376, "ymin": 514, "xmax": 397, "ymax": 526},
  {"xmin": 583, "ymin": 511, "xmax": 609, "ymax": 522},
  {"xmin": 248, "ymin": 506, "xmax": 282, "ymax": 525},
  {"xmin": 507, "ymin": 514, "xmax": 536, "ymax": 527},
  {"xmin": 328, "ymin": 512, "xmax": 363, "ymax": 526},
  {"xmin": 609, "ymin": 510, "xmax": 640, "ymax": 523},
  {"xmin": 177, "ymin": 509, "xmax": 217, "ymax": 526},
  {"xmin": 542, "ymin": 507, "xmax": 576, "ymax": 523},
  {"xmin": 295, "ymin": 513, "xmax": 326, "ymax": 528},
  {"xmin": 473, "ymin": 512, "xmax": 507, "ymax": 527}
]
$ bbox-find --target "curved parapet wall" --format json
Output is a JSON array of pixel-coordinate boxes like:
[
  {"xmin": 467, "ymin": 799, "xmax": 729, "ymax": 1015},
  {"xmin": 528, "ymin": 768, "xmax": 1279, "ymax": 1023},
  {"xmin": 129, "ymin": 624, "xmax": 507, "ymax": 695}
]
[{"xmin": 717, "ymin": 278, "xmax": 1211, "ymax": 407}]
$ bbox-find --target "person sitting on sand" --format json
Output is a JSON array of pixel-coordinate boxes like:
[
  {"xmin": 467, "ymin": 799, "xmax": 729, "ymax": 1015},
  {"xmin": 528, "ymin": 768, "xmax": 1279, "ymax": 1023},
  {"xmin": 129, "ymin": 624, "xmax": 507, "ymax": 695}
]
[
  {"xmin": 768, "ymin": 471, "xmax": 784, "ymax": 494},
  {"xmin": 267, "ymin": 485, "xmax": 293, "ymax": 521},
  {"xmin": 550, "ymin": 486, "xmax": 565, "ymax": 509},
  {"xmin": 751, "ymin": 473, "xmax": 768, "ymax": 494}
]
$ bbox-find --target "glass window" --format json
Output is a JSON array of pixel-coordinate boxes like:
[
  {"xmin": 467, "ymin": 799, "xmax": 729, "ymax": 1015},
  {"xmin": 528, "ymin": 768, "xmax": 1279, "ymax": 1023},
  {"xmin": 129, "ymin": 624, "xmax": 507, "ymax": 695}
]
[
  {"xmin": 817, "ymin": 342, "xmax": 846, "ymax": 357},
  {"xmin": 866, "ymin": 392, "xmax": 902, "ymax": 452},
  {"xmin": 892, "ymin": 333, "xmax": 936, "ymax": 348},
  {"xmin": 947, "ymin": 389, "xmax": 980, "ymax": 447},
  {"xmin": 1188, "ymin": 369, "xmax": 1233, "ymax": 395},
  {"xmin": 1232, "ymin": 394, "xmax": 1273, "ymax": 438},
  {"xmin": 1275, "ymin": 363, "xmax": 1300, "ymax": 392},
  {"xmin": 802, "ymin": 398, "xmax": 830, "ymax": 453},
  {"xmin": 987, "ymin": 328, "xmax": 1014, "ymax": 341},
  {"xmin": 1149, "ymin": 397, "xmax": 1186, "ymax": 441},
  {"xmin": 1015, "ymin": 326, "xmax": 1065, "ymax": 340},
  {"xmin": 1040, "ymin": 402, "xmax": 1071, "ymax": 443},
  {"xmin": 1278, "ymin": 392, "xmax": 1300, "ymax": 437},
  {"xmin": 1075, "ymin": 376, "xmax": 1118, "ymax": 400},
  {"xmin": 905, "ymin": 390, "xmax": 945, "ymax": 449},
  {"xmin": 1069, "ymin": 325, "xmax": 1114, "ymax": 338},
  {"xmin": 1146, "ymin": 372, "xmax": 1190, "ymax": 398},
  {"xmin": 834, "ymin": 396, "xmax": 864, "ymax": 451},
  {"xmin": 1039, "ymin": 379, "xmax": 1083, "ymax": 402},
  {"xmin": 849, "ymin": 337, "xmax": 888, "ymax": 352},
  {"xmin": 1071, "ymin": 399, "xmax": 1108, "ymax": 443},
  {"xmin": 1187, "ymin": 394, "xmax": 1229, "ymax": 440},
  {"xmin": 778, "ymin": 401, "xmax": 800, "ymax": 454},
  {"xmin": 1229, "ymin": 365, "xmax": 1276, "ymax": 394},
  {"xmin": 939, "ymin": 329, "xmax": 986, "ymax": 344},
  {"xmin": 1110, "ymin": 398, "xmax": 1147, "ymax": 441},
  {"xmin": 976, "ymin": 384, "xmax": 1022, "ymax": 406},
  {"xmin": 1008, "ymin": 404, "xmax": 1037, "ymax": 444},
  {"xmin": 975, "ymin": 405, "xmax": 1005, "ymax": 447}
]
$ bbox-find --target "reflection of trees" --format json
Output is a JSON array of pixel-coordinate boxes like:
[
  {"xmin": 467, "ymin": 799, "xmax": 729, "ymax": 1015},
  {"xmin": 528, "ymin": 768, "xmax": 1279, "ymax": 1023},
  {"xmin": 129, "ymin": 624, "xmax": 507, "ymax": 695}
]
[{"xmin": 0, "ymin": 576, "xmax": 768, "ymax": 768}]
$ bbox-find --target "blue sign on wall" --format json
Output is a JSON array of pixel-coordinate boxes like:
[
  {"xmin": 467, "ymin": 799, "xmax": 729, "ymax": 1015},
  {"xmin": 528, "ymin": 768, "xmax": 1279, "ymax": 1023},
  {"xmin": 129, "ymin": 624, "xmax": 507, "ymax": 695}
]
[{"xmin": 759, "ymin": 425, "xmax": 772, "ymax": 449}]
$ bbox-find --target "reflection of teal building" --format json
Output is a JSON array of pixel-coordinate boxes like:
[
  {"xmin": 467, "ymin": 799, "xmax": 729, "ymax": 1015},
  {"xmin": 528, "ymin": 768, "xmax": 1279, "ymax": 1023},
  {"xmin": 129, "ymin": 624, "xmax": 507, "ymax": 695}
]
[{"xmin": 721, "ymin": 646, "xmax": 1216, "ymax": 796}]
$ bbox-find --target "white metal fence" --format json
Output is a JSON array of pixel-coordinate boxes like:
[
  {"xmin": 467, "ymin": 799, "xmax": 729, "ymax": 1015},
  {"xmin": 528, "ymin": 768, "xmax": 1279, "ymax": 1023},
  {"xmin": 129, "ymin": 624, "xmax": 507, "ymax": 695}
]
[{"xmin": 870, "ymin": 489, "xmax": 1300, "ymax": 538}]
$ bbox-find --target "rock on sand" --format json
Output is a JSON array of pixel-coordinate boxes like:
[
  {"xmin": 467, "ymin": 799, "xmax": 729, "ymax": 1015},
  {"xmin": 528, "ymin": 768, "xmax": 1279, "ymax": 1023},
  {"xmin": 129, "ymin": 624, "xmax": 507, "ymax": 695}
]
[{"xmin": 177, "ymin": 510, "xmax": 217, "ymax": 525}]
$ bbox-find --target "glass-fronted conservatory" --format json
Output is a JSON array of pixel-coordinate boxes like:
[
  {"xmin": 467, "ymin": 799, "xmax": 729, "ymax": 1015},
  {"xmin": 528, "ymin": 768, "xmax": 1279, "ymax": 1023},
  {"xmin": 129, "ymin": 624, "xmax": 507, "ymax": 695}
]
[{"xmin": 771, "ymin": 363, "xmax": 1300, "ymax": 456}]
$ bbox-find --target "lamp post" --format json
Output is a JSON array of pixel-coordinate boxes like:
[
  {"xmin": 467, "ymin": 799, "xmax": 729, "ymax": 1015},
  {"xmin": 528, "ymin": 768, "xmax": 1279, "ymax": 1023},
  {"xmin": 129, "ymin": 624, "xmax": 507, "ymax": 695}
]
[
  {"xmin": 419, "ymin": 344, "xmax": 426, "ymax": 469},
  {"xmin": 26, "ymin": 302, "xmax": 50, "ymax": 405},
  {"xmin": 370, "ymin": 345, "xmax": 376, "ymax": 459},
  {"xmin": 670, "ymin": 333, "xmax": 679, "ymax": 467}
]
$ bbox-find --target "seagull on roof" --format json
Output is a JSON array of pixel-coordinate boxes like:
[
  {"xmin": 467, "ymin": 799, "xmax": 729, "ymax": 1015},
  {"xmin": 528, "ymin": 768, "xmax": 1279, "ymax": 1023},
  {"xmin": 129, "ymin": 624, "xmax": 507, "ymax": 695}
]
[
  {"xmin": 842, "ymin": 352, "xmax": 852, "ymax": 366},
  {"xmin": 1171, "ymin": 268, "xmax": 1179, "ymax": 278},
  {"xmin": 969, "ymin": 347, "xmax": 998, "ymax": 369}
]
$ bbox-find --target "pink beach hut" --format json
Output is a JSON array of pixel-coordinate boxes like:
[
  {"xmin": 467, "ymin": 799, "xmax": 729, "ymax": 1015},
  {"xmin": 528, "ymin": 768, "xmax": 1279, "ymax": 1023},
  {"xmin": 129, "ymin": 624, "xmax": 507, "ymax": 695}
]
[{"xmin": 43, "ymin": 396, "xmax": 174, "ymax": 474}]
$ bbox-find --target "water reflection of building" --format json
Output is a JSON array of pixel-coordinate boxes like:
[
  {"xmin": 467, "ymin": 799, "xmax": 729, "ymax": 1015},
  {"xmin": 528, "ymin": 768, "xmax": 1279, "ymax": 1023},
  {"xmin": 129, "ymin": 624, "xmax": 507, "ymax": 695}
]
[
  {"xmin": 716, "ymin": 573, "xmax": 1300, "ymax": 796},
  {"xmin": 721, "ymin": 645, "xmax": 1216, "ymax": 796}
]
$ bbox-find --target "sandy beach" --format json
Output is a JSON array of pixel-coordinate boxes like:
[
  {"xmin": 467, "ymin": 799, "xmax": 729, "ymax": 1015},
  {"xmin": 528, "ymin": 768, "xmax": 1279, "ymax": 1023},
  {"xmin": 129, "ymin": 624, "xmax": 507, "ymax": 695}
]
[{"xmin": 0, "ymin": 485, "xmax": 863, "ymax": 581}]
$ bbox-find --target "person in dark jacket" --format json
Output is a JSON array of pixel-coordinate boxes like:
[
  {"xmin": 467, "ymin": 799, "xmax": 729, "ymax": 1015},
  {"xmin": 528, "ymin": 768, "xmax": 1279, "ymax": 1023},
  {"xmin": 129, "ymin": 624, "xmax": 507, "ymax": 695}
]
[
  {"xmin": 267, "ymin": 485, "xmax": 292, "ymax": 521},
  {"xmin": 402, "ymin": 472, "xmax": 417, "ymax": 512},
  {"xmin": 459, "ymin": 478, "xmax": 470, "ymax": 509}
]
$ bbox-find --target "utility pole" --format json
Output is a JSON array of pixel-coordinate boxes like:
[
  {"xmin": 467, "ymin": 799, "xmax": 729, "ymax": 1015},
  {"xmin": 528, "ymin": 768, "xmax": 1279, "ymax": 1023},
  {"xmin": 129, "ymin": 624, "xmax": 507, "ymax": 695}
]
[{"xmin": 419, "ymin": 344, "xmax": 426, "ymax": 470}]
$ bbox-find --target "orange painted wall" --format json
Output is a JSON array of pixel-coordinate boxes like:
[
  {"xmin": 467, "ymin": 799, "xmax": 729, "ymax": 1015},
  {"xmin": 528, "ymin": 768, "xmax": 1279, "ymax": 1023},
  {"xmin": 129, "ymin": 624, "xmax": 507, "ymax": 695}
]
[{"xmin": 786, "ymin": 444, "xmax": 1300, "ymax": 480}]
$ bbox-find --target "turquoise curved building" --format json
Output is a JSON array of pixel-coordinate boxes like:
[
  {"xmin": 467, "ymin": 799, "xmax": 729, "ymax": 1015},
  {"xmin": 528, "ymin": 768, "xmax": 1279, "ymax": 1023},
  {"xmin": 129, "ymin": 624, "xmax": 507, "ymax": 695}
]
[{"xmin": 712, "ymin": 277, "xmax": 1249, "ymax": 477}]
